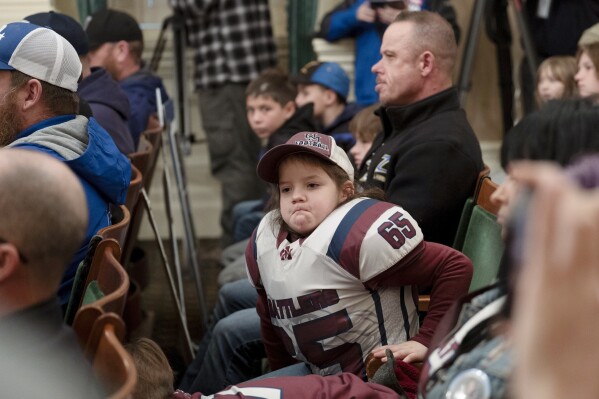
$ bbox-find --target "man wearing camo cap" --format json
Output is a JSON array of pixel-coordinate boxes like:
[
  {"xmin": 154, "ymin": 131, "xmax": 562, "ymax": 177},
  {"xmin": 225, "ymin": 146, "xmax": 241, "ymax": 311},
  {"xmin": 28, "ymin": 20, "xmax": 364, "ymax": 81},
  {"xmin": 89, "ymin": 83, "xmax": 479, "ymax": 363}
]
[{"xmin": 0, "ymin": 21, "xmax": 131, "ymax": 307}]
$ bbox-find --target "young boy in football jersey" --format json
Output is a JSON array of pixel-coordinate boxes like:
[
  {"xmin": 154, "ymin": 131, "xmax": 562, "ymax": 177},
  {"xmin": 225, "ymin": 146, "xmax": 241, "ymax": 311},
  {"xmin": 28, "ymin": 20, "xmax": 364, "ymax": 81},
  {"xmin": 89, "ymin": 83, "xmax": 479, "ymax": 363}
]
[{"xmin": 246, "ymin": 131, "xmax": 473, "ymax": 379}]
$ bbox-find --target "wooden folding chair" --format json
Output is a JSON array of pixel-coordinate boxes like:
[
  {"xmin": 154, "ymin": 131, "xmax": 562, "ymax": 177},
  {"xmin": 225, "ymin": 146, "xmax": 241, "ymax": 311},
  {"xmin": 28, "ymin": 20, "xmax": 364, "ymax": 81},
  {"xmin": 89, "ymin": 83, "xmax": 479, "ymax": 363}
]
[
  {"xmin": 76, "ymin": 238, "xmax": 129, "ymax": 315},
  {"xmin": 475, "ymin": 177, "xmax": 500, "ymax": 216},
  {"xmin": 88, "ymin": 313, "xmax": 137, "ymax": 399},
  {"xmin": 126, "ymin": 165, "xmax": 143, "ymax": 214},
  {"xmin": 418, "ymin": 203, "xmax": 504, "ymax": 312},
  {"xmin": 64, "ymin": 235, "xmax": 103, "ymax": 325},
  {"xmin": 140, "ymin": 127, "xmax": 162, "ymax": 193},
  {"xmin": 462, "ymin": 205, "xmax": 504, "ymax": 291},
  {"xmin": 128, "ymin": 136, "xmax": 153, "ymax": 185},
  {"xmin": 122, "ymin": 135, "xmax": 157, "ymax": 267},
  {"xmin": 421, "ymin": 166, "xmax": 493, "ymax": 312},
  {"xmin": 97, "ymin": 205, "xmax": 131, "ymax": 252},
  {"xmin": 72, "ymin": 308, "xmax": 137, "ymax": 398},
  {"xmin": 452, "ymin": 165, "xmax": 492, "ymax": 251}
]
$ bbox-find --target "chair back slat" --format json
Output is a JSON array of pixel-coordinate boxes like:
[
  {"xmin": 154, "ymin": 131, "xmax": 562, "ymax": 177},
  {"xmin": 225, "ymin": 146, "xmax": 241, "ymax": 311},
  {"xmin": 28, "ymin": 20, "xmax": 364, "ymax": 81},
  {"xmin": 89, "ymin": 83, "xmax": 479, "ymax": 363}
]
[
  {"xmin": 462, "ymin": 206, "xmax": 505, "ymax": 292},
  {"xmin": 125, "ymin": 165, "xmax": 143, "ymax": 214},
  {"xmin": 82, "ymin": 238, "xmax": 129, "ymax": 315},
  {"xmin": 475, "ymin": 177, "xmax": 500, "ymax": 216},
  {"xmin": 89, "ymin": 313, "xmax": 137, "ymax": 399},
  {"xmin": 97, "ymin": 205, "xmax": 131, "ymax": 252}
]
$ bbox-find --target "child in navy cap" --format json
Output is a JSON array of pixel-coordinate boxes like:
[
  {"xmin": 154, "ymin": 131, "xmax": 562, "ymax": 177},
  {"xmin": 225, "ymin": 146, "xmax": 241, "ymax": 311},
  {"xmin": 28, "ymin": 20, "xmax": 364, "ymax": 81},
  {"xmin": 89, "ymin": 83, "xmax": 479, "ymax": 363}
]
[{"xmin": 294, "ymin": 61, "xmax": 363, "ymax": 150}]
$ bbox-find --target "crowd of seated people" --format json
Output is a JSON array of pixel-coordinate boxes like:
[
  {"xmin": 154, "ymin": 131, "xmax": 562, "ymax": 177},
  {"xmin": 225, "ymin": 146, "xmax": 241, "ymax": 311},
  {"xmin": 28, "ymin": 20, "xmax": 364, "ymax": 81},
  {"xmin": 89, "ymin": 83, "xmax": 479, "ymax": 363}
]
[{"xmin": 2, "ymin": 3, "xmax": 599, "ymax": 399}]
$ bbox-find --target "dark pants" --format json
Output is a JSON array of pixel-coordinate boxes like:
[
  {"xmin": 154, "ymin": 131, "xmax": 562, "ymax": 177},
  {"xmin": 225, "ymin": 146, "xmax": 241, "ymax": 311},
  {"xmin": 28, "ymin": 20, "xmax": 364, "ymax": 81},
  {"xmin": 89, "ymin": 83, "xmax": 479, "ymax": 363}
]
[{"xmin": 198, "ymin": 83, "xmax": 265, "ymax": 243}]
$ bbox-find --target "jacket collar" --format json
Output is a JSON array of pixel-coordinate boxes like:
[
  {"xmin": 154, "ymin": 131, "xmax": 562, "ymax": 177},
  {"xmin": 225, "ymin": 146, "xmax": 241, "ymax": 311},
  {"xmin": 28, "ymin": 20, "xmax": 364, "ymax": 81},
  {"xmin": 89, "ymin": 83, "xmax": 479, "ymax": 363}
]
[{"xmin": 379, "ymin": 87, "xmax": 460, "ymax": 136}]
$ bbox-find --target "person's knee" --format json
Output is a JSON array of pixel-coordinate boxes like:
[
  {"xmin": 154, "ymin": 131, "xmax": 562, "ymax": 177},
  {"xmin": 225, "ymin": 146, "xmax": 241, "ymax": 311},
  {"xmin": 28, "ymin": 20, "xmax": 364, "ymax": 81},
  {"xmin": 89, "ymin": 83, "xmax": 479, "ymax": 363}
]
[
  {"xmin": 213, "ymin": 310, "xmax": 260, "ymax": 345},
  {"xmin": 219, "ymin": 279, "xmax": 248, "ymax": 303}
]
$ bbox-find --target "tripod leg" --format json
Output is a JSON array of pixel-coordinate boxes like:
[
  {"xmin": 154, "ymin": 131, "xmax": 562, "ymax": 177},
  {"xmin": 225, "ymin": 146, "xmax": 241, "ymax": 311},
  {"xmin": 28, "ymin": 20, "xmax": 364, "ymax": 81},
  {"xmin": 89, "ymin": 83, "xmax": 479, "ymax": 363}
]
[
  {"xmin": 141, "ymin": 188, "xmax": 195, "ymax": 361},
  {"xmin": 458, "ymin": 0, "xmax": 489, "ymax": 106},
  {"xmin": 487, "ymin": 0, "xmax": 514, "ymax": 132},
  {"xmin": 511, "ymin": 0, "xmax": 539, "ymax": 79}
]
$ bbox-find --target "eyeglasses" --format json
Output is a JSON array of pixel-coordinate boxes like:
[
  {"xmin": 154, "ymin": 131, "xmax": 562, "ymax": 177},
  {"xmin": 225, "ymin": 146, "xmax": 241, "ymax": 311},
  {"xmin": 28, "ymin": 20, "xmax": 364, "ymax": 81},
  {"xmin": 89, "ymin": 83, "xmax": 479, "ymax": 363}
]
[{"xmin": 0, "ymin": 238, "xmax": 28, "ymax": 263}]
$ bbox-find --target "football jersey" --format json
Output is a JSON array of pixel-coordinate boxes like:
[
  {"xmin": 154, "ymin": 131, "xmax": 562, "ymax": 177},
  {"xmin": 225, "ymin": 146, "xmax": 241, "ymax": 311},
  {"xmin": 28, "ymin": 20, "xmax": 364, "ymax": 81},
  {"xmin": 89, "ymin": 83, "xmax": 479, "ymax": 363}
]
[{"xmin": 247, "ymin": 198, "xmax": 424, "ymax": 378}]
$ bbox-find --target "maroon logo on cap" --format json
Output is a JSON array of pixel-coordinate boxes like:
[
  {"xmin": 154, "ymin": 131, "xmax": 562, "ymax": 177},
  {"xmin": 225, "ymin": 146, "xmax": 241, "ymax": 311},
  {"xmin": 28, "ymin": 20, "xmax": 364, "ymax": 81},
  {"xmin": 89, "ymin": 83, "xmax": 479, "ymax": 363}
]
[{"xmin": 294, "ymin": 133, "xmax": 331, "ymax": 156}]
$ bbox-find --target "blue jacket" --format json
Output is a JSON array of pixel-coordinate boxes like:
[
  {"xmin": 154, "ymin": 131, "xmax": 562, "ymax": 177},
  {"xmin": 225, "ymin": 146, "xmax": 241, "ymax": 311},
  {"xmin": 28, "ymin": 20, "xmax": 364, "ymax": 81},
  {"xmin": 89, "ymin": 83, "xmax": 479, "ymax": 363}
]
[
  {"xmin": 9, "ymin": 115, "xmax": 131, "ymax": 305},
  {"xmin": 321, "ymin": 0, "xmax": 383, "ymax": 106},
  {"xmin": 78, "ymin": 67, "xmax": 135, "ymax": 154},
  {"xmin": 120, "ymin": 68, "xmax": 169, "ymax": 147}
]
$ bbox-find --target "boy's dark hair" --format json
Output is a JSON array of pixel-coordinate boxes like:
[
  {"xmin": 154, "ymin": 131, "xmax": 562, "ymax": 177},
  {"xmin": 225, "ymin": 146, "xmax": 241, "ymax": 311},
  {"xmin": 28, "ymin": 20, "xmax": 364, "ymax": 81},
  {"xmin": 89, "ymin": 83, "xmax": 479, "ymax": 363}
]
[
  {"xmin": 268, "ymin": 153, "xmax": 384, "ymax": 235},
  {"xmin": 501, "ymin": 97, "xmax": 599, "ymax": 170},
  {"xmin": 245, "ymin": 68, "xmax": 297, "ymax": 106},
  {"xmin": 349, "ymin": 103, "xmax": 382, "ymax": 142}
]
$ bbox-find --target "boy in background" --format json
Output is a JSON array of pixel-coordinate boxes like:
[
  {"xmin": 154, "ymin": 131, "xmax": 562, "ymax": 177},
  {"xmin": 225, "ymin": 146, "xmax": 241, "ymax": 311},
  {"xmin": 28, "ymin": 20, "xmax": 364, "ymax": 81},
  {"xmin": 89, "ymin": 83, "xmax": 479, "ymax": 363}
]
[
  {"xmin": 245, "ymin": 69, "xmax": 317, "ymax": 151},
  {"xmin": 294, "ymin": 61, "xmax": 363, "ymax": 150},
  {"xmin": 349, "ymin": 103, "xmax": 382, "ymax": 169},
  {"xmin": 222, "ymin": 70, "xmax": 318, "ymax": 280}
]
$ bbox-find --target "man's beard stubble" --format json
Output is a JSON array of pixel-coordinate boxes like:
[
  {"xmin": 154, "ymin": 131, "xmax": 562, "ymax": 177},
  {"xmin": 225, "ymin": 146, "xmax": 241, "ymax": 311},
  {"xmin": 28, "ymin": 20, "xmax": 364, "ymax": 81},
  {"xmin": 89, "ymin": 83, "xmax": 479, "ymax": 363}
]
[{"xmin": 0, "ymin": 90, "xmax": 24, "ymax": 147}]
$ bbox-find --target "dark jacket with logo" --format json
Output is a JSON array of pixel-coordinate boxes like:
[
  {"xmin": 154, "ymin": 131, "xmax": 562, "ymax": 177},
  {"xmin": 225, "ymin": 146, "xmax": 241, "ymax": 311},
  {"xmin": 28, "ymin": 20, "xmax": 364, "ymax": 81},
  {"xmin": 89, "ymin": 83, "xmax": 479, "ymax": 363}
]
[
  {"xmin": 120, "ymin": 68, "xmax": 169, "ymax": 147},
  {"xmin": 78, "ymin": 67, "xmax": 135, "ymax": 154},
  {"xmin": 359, "ymin": 88, "xmax": 483, "ymax": 246}
]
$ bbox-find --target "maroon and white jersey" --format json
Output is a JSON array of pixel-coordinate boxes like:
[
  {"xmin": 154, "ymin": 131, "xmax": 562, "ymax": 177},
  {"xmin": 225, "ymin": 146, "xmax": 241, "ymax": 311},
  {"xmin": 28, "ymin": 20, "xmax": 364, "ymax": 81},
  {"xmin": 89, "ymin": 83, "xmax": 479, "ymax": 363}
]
[
  {"xmin": 171, "ymin": 373, "xmax": 402, "ymax": 399},
  {"xmin": 247, "ymin": 198, "xmax": 424, "ymax": 378}
]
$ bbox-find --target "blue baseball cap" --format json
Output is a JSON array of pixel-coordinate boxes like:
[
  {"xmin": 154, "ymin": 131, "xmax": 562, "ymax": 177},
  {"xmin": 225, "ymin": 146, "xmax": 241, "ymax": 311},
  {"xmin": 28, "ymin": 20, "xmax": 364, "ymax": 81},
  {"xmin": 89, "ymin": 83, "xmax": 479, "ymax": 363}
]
[
  {"xmin": 25, "ymin": 11, "xmax": 89, "ymax": 56},
  {"xmin": 294, "ymin": 61, "xmax": 350, "ymax": 101},
  {"xmin": 0, "ymin": 21, "xmax": 81, "ymax": 91}
]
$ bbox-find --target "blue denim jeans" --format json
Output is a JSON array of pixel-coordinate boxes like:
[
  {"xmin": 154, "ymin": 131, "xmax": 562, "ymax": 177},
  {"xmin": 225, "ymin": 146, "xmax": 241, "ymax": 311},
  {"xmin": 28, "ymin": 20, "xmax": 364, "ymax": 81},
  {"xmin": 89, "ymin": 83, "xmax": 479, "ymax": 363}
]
[
  {"xmin": 179, "ymin": 279, "xmax": 261, "ymax": 394},
  {"xmin": 231, "ymin": 199, "xmax": 263, "ymax": 242},
  {"xmin": 254, "ymin": 362, "xmax": 312, "ymax": 379}
]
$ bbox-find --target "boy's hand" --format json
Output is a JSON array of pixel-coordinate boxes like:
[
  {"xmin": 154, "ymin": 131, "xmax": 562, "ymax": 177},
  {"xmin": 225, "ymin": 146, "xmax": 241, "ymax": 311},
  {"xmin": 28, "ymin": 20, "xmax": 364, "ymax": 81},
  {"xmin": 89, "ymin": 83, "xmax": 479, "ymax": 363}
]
[
  {"xmin": 371, "ymin": 340, "xmax": 427, "ymax": 364},
  {"xmin": 357, "ymin": 2, "xmax": 376, "ymax": 23}
]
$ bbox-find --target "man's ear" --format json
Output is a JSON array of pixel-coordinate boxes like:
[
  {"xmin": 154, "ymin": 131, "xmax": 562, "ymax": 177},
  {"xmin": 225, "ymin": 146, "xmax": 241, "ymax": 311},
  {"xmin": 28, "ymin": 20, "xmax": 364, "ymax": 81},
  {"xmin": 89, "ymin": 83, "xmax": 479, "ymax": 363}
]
[
  {"xmin": 419, "ymin": 51, "xmax": 435, "ymax": 77},
  {"xmin": 21, "ymin": 79, "xmax": 43, "ymax": 112},
  {"xmin": 0, "ymin": 244, "xmax": 21, "ymax": 284},
  {"xmin": 114, "ymin": 40, "xmax": 129, "ymax": 63}
]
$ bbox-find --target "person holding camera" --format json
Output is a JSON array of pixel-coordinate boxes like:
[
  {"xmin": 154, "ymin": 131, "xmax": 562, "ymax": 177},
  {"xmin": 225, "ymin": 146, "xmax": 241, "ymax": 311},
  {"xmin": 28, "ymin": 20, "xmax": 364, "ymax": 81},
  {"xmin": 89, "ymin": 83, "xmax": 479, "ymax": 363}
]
[{"xmin": 317, "ymin": 0, "xmax": 460, "ymax": 106}]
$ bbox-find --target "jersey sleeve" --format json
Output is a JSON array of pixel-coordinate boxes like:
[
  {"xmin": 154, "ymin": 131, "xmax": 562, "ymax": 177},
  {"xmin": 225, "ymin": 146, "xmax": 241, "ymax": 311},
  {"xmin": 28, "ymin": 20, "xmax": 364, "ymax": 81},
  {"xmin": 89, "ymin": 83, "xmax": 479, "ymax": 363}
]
[
  {"xmin": 245, "ymin": 228, "xmax": 261, "ymax": 289},
  {"xmin": 366, "ymin": 242, "xmax": 473, "ymax": 347},
  {"xmin": 327, "ymin": 200, "xmax": 425, "ymax": 282}
]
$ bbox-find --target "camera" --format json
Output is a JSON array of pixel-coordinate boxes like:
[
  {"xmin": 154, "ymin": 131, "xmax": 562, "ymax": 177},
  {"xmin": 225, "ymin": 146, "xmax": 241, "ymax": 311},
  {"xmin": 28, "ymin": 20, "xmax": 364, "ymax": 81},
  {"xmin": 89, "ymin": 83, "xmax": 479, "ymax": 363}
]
[{"xmin": 370, "ymin": 0, "xmax": 407, "ymax": 10}]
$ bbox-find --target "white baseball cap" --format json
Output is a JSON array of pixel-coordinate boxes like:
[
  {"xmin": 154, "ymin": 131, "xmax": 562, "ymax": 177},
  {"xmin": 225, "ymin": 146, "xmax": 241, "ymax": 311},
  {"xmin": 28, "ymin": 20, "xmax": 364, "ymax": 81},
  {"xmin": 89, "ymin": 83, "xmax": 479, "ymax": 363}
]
[
  {"xmin": 0, "ymin": 21, "xmax": 81, "ymax": 92},
  {"xmin": 257, "ymin": 131, "xmax": 355, "ymax": 183}
]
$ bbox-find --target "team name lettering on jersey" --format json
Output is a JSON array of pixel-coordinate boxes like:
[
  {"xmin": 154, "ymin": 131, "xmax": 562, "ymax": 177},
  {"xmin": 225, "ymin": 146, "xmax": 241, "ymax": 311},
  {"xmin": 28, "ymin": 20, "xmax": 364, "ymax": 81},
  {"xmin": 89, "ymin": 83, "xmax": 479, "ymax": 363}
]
[{"xmin": 267, "ymin": 289, "xmax": 340, "ymax": 319}]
